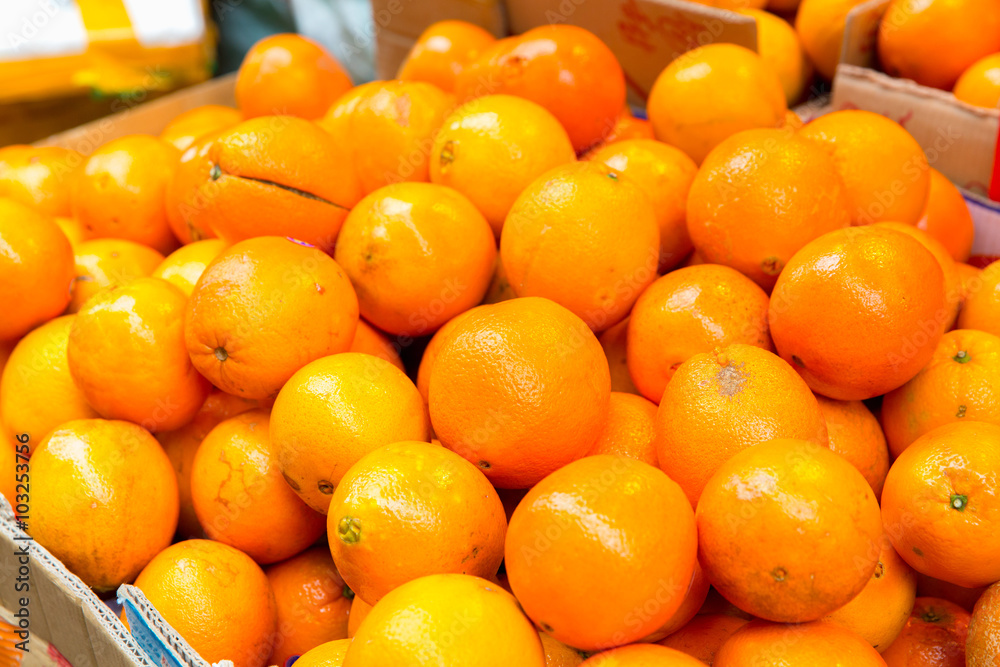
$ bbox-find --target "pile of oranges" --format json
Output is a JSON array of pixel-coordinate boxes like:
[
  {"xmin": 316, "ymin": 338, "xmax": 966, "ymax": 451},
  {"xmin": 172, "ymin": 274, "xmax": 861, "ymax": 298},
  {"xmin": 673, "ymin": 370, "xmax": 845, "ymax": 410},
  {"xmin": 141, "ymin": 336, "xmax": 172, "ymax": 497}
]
[{"xmin": 2, "ymin": 13, "xmax": 1000, "ymax": 667}]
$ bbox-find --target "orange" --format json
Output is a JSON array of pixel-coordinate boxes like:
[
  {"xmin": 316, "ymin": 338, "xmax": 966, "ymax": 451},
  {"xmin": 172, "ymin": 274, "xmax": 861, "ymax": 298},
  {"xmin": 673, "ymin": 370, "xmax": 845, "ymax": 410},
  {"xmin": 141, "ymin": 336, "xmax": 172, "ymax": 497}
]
[
  {"xmin": 714, "ymin": 620, "xmax": 888, "ymax": 665},
  {"xmin": 0, "ymin": 145, "xmax": 81, "ymax": 217},
  {"xmin": 0, "ymin": 198, "xmax": 74, "ymax": 341},
  {"xmin": 823, "ymin": 534, "xmax": 918, "ymax": 650},
  {"xmin": 165, "ymin": 130, "xmax": 222, "ymax": 244},
  {"xmin": 71, "ymin": 134, "xmax": 179, "ymax": 253},
  {"xmin": 954, "ymin": 53, "xmax": 1000, "ymax": 108},
  {"xmin": 657, "ymin": 614, "xmax": 750, "ymax": 664},
  {"xmin": 483, "ymin": 257, "xmax": 516, "ymax": 304},
  {"xmin": 738, "ymin": 9, "xmax": 813, "ymax": 105},
  {"xmin": 881, "ymin": 329, "xmax": 1000, "ymax": 457},
  {"xmin": 185, "ymin": 236, "xmax": 359, "ymax": 400},
  {"xmin": 151, "ymin": 238, "xmax": 226, "ymax": 296},
  {"xmin": 397, "ymin": 20, "xmax": 497, "ymax": 93},
  {"xmin": 429, "ymin": 94, "xmax": 576, "ymax": 237},
  {"xmin": 129, "ymin": 539, "xmax": 277, "ymax": 667},
  {"xmin": 29, "ymin": 419, "xmax": 178, "ymax": 591},
  {"xmin": 328, "ymin": 441, "xmax": 506, "ymax": 603},
  {"xmin": 456, "ymin": 25, "xmax": 625, "ymax": 153},
  {"xmin": 349, "ymin": 319, "xmax": 404, "ymax": 371},
  {"xmin": 958, "ymin": 262, "xmax": 983, "ymax": 305},
  {"xmin": 916, "ymin": 168, "xmax": 976, "ymax": 262},
  {"xmin": 235, "ymin": 33, "xmax": 353, "ymax": 119},
  {"xmin": 428, "ymin": 297, "xmax": 611, "ymax": 488},
  {"xmin": 915, "ymin": 573, "xmax": 988, "ymax": 611},
  {"xmin": 294, "ymin": 639, "xmax": 352, "ymax": 667},
  {"xmin": 540, "ymin": 633, "xmax": 586, "ymax": 667},
  {"xmin": 54, "ymin": 215, "xmax": 86, "ymax": 247},
  {"xmin": 647, "ymin": 44, "xmax": 787, "ymax": 165},
  {"xmin": 881, "ymin": 597, "xmax": 970, "ymax": 666},
  {"xmin": 958, "ymin": 259, "xmax": 1000, "ymax": 336},
  {"xmin": 68, "ymin": 238, "xmax": 165, "ymax": 313},
  {"xmin": 684, "ymin": 0, "xmax": 766, "ymax": 8},
  {"xmin": 769, "ymin": 226, "xmax": 946, "ymax": 400},
  {"xmin": 815, "ymin": 396, "xmax": 890, "ymax": 497},
  {"xmin": 600, "ymin": 108, "xmax": 656, "ymax": 145},
  {"xmin": 799, "ymin": 110, "xmax": 930, "ymax": 225},
  {"xmin": 654, "ymin": 345, "xmax": 828, "ymax": 506},
  {"xmin": 643, "ymin": 563, "xmax": 711, "ymax": 642},
  {"xmin": 159, "ymin": 104, "xmax": 243, "ymax": 152},
  {"xmin": 968, "ymin": 581, "xmax": 1000, "ymax": 666},
  {"xmin": 783, "ymin": 109, "xmax": 805, "ymax": 130},
  {"xmin": 0, "ymin": 316, "xmax": 98, "ymax": 454},
  {"xmin": 415, "ymin": 307, "xmax": 483, "ymax": 403},
  {"xmin": 881, "ymin": 421, "xmax": 1000, "ymax": 588},
  {"xmin": 347, "ymin": 595, "xmax": 372, "ymax": 638},
  {"xmin": 878, "ymin": 0, "xmax": 1000, "ymax": 90},
  {"xmin": 267, "ymin": 547, "xmax": 353, "ymax": 666},
  {"xmin": 579, "ymin": 645, "xmax": 709, "ymax": 666},
  {"xmin": 587, "ymin": 139, "xmax": 698, "ymax": 272},
  {"xmin": 501, "ymin": 161, "xmax": 659, "ymax": 331},
  {"xmin": 506, "ymin": 455, "xmax": 697, "ymax": 651},
  {"xmin": 795, "ymin": 0, "xmax": 869, "ymax": 79},
  {"xmin": 334, "ymin": 182, "xmax": 496, "ymax": 336},
  {"xmin": 587, "ymin": 392, "xmax": 659, "ymax": 466},
  {"xmin": 687, "ymin": 128, "xmax": 851, "ymax": 289},
  {"xmin": 598, "ymin": 318, "xmax": 641, "ymax": 395},
  {"xmin": 343, "ymin": 573, "xmax": 545, "ymax": 666}
]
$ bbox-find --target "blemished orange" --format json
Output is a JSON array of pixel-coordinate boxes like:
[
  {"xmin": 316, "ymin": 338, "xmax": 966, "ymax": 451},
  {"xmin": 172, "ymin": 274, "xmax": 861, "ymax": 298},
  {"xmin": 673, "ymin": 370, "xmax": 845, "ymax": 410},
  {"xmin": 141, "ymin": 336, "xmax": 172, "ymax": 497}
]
[
  {"xmin": 823, "ymin": 534, "xmax": 918, "ymax": 651},
  {"xmin": 587, "ymin": 392, "xmax": 659, "ymax": 466},
  {"xmin": 185, "ymin": 236, "xmax": 359, "ymax": 400},
  {"xmin": 501, "ymin": 161, "xmax": 660, "ymax": 332},
  {"xmin": 654, "ymin": 345, "xmax": 828, "ymax": 506},
  {"xmin": 334, "ymin": 182, "xmax": 496, "ymax": 336},
  {"xmin": 415, "ymin": 307, "xmax": 482, "ymax": 403},
  {"xmin": 328, "ymin": 441, "xmax": 506, "ymax": 603},
  {"xmin": 881, "ymin": 329, "xmax": 1000, "ymax": 458},
  {"xmin": 798, "ymin": 110, "xmax": 930, "ymax": 225},
  {"xmin": 293, "ymin": 639, "xmax": 352, "ymax": 667},
  {"xmin": 68, "ymin": 238, "xmax": 165, "ymax": 313},
  {"xmin": 272, "ymin": 353, "xmax": 429, "ymax": 513},
  {"xmin": 151, "ymin": 238, "xmax": 226, "ymax": 296},
  {"xmin": 714, "ymin": 620, "xmax": 888, "ymax": 665},
  {"xmin": 429, "ymin": 94, "xmax": 576, "ymax": 237},
  {"xmin": 397, "ymin": 20, "xmax": 497, "ymax": 93},
  {"xmin": 915, "ymin": 572, "xmax": 988, "ymax": 612},
  {"xmin": 159, "ymin": 104, "xmax": 243, "ymax": 152},
  {"xmin": 347, "ymin": 595, "xmax": 373, "ymax": 638},
  {"xmin": 647, "ymin": 44, "xmax": 787, "ymax": 164},
  {"xmin": 878, "ymin": 0, "xmax": 1000, "ymax": 90},
  {"xmin": 506, "ymin": 455, "xmax": 697, "ymax": 651},
  {"xmin": 587, "ymin": 139, "xmax": 698, "ymax": 272},
  {"xmin": 769, "ymin": 226, "xmax": 946, "ymax": 400},
  {"xmin": 881, "ymin": 421, "xmax": 1000, "ymax": 588},
  {"xmin": 266, "ymin": 547, "xmax": 353, "ymax": 667},
  {"xmin": 795, "ymin": 0, "xmax": 869, "ymax": 79},
  {"xmin": 68, "ymin": 277, "xmax": 209, "ymax": 432},
  {"xmin": 579, "ymin": 644, "xmax": 709, "ymax": 666},
  {"xmin": 0, "ymin": 145, "xmax": 81, "ymax": 216},
  {"xmin": 165, "ymin": 130, "xmax": 222, "ymax": 244},
  {"xmin": 343, "ymin": 574, "xmax": 545, "ymax": 667},
  {"xmin": 349, "ymin": 320, "xmax": 404, "ymax": 372},
  {"xmin": 954, "ymin": 53, "xmax": 1000, "ymax": 109},
  {"xmin": 916, "ymin": 168, "xmax": 976, "ymax": 262},
  {"xmin": 880, "ymin": 597, "xmax": 970, "ymax": 666},
  {"xmin": 0, "ymin": 316, "xmax": 98, "ymax": 454},
  {"xmin": 815, "ymin": 396, "xmax": 890, "ymax": 497},
  {"xmin": 657, "ymin": 614, "xmax": 750, "ymax": 664},
  {"xmin": 428, "ymin": 297, "xmax": 611, "ymax": 488},
  {"xmin": 0, "ymin": 198, "xmax": 74, "ymax": 341},
  {"xmin": 540, "ymin": 633, "xmax": 585, "ymax": 667},
  {"xmin": 71, "ymin": 134, "xmax": 179, "ymax": 253},
  {"xmin": 968, "ymin": 581, "xmax": 1000, "ymax": 667},
  {"xmin": 958, "ymin": 259, "xmax": 1000, "ymax": 336},
  {"xmin": 29, "ymin": 419, "xmax": 178, "ymax": 591},
  {"xmin": 129, "ymin": 539, "xmax": 277, "ymax": 667},
  {"xmin": 598, "ymin": 318, "xmax": 641, "ymax": 395},
  {"xmin": 644, "ymin": 563, "xmax": 711, "ymax": 642},
  {"xmin": 687, "ymin": 128, "xmax": 851, "ymax": 289},
  {"xmin": 455, "ymin": 25, "xmax": 625, "ymax": 153},
  {"xmin": 235, "ymin": 33, "xmax": 353, "ymax": 119},
  {"xmin": 738, "ymin": 9, "xmax": 813, "ymax": 105}
]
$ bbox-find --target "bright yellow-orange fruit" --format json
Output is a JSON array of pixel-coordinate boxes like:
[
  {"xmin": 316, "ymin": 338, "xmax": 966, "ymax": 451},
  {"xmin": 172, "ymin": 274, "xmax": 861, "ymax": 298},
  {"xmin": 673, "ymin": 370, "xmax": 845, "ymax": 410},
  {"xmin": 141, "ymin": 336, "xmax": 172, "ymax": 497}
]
[
  {"xmin": 959, "ymin": 259, "xmax": 1000, "ymax": 337},
  {"xmin": 349, "ymin": 319, "xmax": 404, "ymax": 371},
  {"xmin": 398, "ymin": 20, "xmax": 497, "ymax": 93},
  {"xmin": 0, "ymin": 145, "xmax": 81, "ymax": 216},
  {"xmin": 151, "ymin": 238, "xmax": 227, "ymax": 297},
  {"xmin": 816, "ymin": 396, "xmax": 890, "ymax": 497},
  {"xmin": 954, "ymin": 53, "xmax": 1000, "ymax": 108},
  {"xmin": 796, "ymin": 0, "xmax": 869, "ymax": 79},
  {"xmin": 68, "ymin": 238, "xmax": 165, "ymax": 313},
  {"xmin": 714, "ymin": 620, "xmax": 888, "ymax": 665},
  {"xmin": 160, "ymin": 104, "xmax": 243, "ymax": 152},
  {"xmin": 739, "ymin": 9, "xmax": 813, "ymax": 105},
  {"xmin": 916, "ymin": 168, "xmax": 976, "ymax": 262}
]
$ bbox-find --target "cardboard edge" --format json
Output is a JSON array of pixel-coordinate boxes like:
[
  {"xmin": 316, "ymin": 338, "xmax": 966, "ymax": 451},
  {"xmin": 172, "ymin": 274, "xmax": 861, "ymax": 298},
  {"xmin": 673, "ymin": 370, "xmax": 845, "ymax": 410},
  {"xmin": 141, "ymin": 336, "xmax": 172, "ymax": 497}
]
[{"xmin": 117, "ymin": 586, "xmax": 213, "ymax": 667}]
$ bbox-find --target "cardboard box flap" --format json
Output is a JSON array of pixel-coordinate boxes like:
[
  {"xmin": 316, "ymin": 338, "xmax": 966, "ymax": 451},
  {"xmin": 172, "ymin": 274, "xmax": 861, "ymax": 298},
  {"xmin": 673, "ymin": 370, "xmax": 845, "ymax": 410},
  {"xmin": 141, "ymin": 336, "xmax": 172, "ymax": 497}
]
[
  {"xmin": 840, "ymin": 0, "xmax": 888, "ymax": 70},
  {"xmin": 118, "ymin": 585, "xmax": 215, "ymax": 667}
]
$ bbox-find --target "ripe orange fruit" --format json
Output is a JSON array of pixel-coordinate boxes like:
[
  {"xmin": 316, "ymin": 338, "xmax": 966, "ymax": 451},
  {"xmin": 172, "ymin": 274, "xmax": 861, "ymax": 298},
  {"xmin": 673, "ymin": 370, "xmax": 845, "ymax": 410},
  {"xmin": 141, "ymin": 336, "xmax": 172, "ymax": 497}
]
[
  {"xmin": 415, "ymin": 307, "xmax": 482, "ymax": 402},
  {"xmin": 72, "ymin": 135, "xmax": 179, "ymax": 253},
  {"xmin": 881, "ymin": 421, "xmax": 1000, "ymax": 588},
  {"xmin": 347, "ymin": 595, "xmax": 373, "ymax": 638},
  {"xmin": 0, "ymin": 198, "xmax": 74, "ymax": 341},
  {"xmin": 958, "ymin": 259, "xmax": 1000, "ymax": 336},
  {"xmin": 643, "ymin": 563, "xmax": 711, "ymax": 642},
  {"xmin": 600, "ymin": 108, "xmax": 656, "ymax": 145},
  {"xmin": 915, "ymin": 573, "xmax": 987, "ymax": 612},
  {"xmin": 657, "ymin": 614, "xmax": 750, "ymax": 664},
  {"xmin": 540, "ymin": 633, "xmax": 585, "ymax": 667},
  {"xmin": 343, "ymin": 573, "xmax": 545, "ymax": 666},
  {"xmin": 349, "ymin": 319, "xmax": 404, "ymax": 372},
  {"xmin": 328, "ymin": 441, "xmax": 505, "ymax": 603},
  {"xmin": 130, "ymin": 539, "xmax": 277, "ymax": 667},
  {"xmin": 815, "ymin": 396, "xmax": 890, "ymax": 497},
  {"xmin": 428, "ymin": 297, "xmax": 611, "ymax": 488},
  {"xmin": 294, "ymin": 639, "xmax": 352, "ymax": 667},
  {"xmin": 769, "ymin": 226, "xmax": 946, "ymax": 400},
  {"xmin": 0, "ymin": 145, "xmax": 80, "ymax": 216},
  {"xmin": 429, "ymin": 95, "xmax": 576, "ymax": 237},
  {"xmin": 29, "ymin": 419, "xmax": 178, "ymax": 591},
  {"xmin": 958, "ymin": 262, "xmax": 983, "ymax": 305},
  {"xmin": 587, "ymin": 392, "xmax": 658, "ymax": 466},
  {"xmin": 483, "ymin": 256, "xmax": 516, "ymax": 304},
  {"xmin": 151, "ymin": 238, "xmax": 226, "ymax": 296},
  {"xmin": 697, "ymin": 438, "xmax": 881, "ymax": 622},
  {"xmin": 397, "ymin": 20, "xmax": 497, "ymax": 93},
  {"xmin": 54, "ymin": 215, "xmax": 86, "ymax": 247},
  {"xmin": 795, "ymin": 0, "xmax": 869, "ymax": 79},
  {"xmin": 598, "ymin": 318, "xmax": 640, "ymax": 395},
  {"xmin": 968, "ymin": 581, "xmax": 1000, "ymax": 666},
  {"xmin": 579, "ymin": 645, "xmax": 709, "ymax": 666},
  {"xmin": 236, "ymin": 33, "xmax": 353, "ymax": 119},
  {"xmin": 456, "ymin": 25, "xmax": 625, "ymax": 153},
  {"xmin": 798, "ymin": 110, "xmax": 930, "ymax": 225},
  {"xmin": 165, "ymin": 130, "xmax": 222, "ymax": 244},
  {"xmin": 654, "ymin": 345, "xmax": 828, "ymax": 506},
  {"xmin": 68, "ymin": 238, "xmax": 165, "ymax": 312},
  {"xmin": 267, "ymin": 547, "xmax": 353, "ymax": 667},
  {"xmin": 714, "ymin": 620, "xmax": 888, "ymax": 665},
  {"xmin": 916, "ymin": 168, "xmax": 975, "ymax": 262},
  {"xmin": 880, "ymin": 597, "xmax": 970, "ymax": 666},
  {"xmin": 739, "ymin": 9, "xmax": 813, "ymax": 105},
  {"xmin": 647, "ymin": 44, "xmax": 787, "ymax": 164},
  {"xmin": 334, "ymin": 182, "xmax": 496, "ymax": 336},
  {"xmin": 954, "ymin": 53, "xmax": 1000, "ymax": 109},
  {"xmin": 587, "ymin": 139, "xmax": 698, "ymax": 272},
  {"xmin": 501, "ymin": 161, "xmax": 659, "ymax": 331},
  {"xmin": 687, "ymin": 128, "xmax": 851, "ymax": 289},
  {"xmin": 506, "ymin": 455, "xmax": 697, "ymax": 651},
  {"xmin": 185, "ymin": 236, "xmax": 359, "ymax": 400},
  {"xmin": 159, "ymin": 104, "xmax": 243, "ymax": 152}
]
